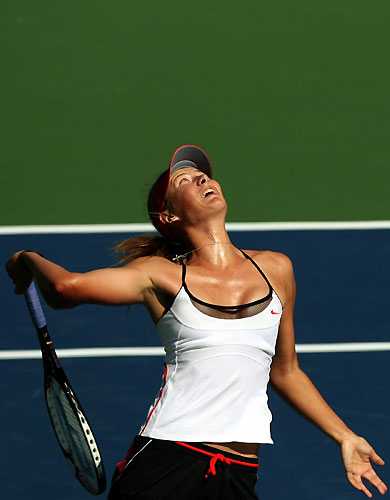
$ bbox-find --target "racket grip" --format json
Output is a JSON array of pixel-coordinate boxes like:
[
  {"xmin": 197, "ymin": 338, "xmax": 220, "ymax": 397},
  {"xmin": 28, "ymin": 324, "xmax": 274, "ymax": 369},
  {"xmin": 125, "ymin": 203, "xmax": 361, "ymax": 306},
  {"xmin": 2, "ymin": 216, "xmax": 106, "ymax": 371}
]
[{"xmin": 24, "ymin": 282, "xmax": 47, "ymax": 329}]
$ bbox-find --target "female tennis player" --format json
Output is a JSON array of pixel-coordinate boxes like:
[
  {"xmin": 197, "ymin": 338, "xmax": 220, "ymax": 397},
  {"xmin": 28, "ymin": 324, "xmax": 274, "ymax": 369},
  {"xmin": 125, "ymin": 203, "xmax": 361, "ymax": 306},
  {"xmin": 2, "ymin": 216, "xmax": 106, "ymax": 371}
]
[{"xmin": 6, "ymin": 145, "xmax": 387, "ymax": 499}]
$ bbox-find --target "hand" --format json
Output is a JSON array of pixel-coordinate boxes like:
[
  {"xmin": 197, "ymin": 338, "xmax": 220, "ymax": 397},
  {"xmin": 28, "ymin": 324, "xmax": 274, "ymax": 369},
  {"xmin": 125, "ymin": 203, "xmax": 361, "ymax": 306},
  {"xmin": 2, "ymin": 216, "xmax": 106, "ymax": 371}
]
[
  {"xmin": 341, "ymin": 435, "xmax": 387, "ymax": 497},
  {"xmin": 5, "ymin": 251, "xmax": 33, "ymax": 294}
]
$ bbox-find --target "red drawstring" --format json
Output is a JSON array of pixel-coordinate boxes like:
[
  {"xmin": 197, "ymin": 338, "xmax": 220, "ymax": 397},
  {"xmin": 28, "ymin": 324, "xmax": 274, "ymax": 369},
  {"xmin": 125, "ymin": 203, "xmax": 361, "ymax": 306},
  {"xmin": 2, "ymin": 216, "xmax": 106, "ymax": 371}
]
[
  {"xmin": 175, "ymin": 442, "xmax": 258, "ymax": 479},
  {"xmin": 205, "ymin": 453, "xmax": 232, "ymax": 478}
]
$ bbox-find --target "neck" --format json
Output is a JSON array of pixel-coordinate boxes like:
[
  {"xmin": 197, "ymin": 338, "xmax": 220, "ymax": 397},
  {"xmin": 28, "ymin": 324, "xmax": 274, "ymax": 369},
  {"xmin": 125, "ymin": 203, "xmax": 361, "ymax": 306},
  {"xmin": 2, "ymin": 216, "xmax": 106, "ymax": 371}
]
[{"xmin": 179, "ymin": 224, "xmax": 241, "ymax": 267}]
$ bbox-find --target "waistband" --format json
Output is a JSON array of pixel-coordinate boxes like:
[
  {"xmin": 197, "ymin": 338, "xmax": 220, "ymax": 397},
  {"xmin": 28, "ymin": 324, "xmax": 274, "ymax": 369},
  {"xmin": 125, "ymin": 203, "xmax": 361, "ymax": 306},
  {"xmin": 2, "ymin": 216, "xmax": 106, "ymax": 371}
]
[
  {"xmin": 175, "ymin": 441, "xmax": 259, "ymax": 478},
  {"xmin": 118, "ymin": 436, "xmax": 259, "ymax": 477}
]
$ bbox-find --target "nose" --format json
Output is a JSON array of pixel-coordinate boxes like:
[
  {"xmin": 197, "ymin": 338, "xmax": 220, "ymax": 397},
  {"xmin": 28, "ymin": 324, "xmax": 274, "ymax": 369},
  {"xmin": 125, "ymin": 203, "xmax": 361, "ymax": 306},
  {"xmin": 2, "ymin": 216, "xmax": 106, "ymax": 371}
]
[{"xmin": 197, "ymin": 172, "xmax": 208, "ymax": 185}]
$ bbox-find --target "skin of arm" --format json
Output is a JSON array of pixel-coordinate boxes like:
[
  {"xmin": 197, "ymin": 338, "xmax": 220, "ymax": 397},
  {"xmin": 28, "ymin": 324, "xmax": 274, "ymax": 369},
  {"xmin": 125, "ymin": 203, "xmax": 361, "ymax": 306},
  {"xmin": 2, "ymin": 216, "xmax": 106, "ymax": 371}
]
[
  {"xmin": 5, "ymin": 250, "xmax": 154, "ymax": 309},
  {"xmin": 269, "ymin": 253, "xmax": 387, "ymax": 497}
]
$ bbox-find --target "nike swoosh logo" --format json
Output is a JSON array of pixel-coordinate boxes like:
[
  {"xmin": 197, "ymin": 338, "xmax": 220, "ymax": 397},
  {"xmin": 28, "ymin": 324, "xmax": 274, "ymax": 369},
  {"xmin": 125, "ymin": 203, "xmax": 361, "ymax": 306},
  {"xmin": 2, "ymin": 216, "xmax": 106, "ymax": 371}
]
[{"xmin": 271, "ymin": 310, "xmax": 280, "ymax": 315}]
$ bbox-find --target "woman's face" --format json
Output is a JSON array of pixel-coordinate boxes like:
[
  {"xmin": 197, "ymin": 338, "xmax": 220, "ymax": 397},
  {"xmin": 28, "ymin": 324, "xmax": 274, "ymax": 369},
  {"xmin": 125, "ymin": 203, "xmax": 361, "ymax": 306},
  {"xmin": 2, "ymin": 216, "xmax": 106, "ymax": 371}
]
[{"xmin": 165, "ymin": 167, "xmax": 227, "ymax": 224}]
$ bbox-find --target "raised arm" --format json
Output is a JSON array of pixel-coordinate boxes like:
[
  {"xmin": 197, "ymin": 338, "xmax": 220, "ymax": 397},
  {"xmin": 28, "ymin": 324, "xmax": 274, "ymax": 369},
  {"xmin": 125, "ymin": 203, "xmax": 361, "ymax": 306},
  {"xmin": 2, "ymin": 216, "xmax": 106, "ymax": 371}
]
[
  {"xmin": 269, "ymin": 254, "xmax": 387, "ymax": 498},
  {"xmin": 5, "ymin": 250, "xmax": 153, "ymax": 309}
]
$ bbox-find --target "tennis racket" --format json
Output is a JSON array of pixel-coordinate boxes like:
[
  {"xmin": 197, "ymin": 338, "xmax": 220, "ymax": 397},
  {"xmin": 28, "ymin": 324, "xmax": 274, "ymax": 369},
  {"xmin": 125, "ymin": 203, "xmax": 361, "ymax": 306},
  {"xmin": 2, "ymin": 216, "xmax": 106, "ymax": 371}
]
[{"xmin": 24, "ymin": 281, "xmax": 106, "ymax": 495}]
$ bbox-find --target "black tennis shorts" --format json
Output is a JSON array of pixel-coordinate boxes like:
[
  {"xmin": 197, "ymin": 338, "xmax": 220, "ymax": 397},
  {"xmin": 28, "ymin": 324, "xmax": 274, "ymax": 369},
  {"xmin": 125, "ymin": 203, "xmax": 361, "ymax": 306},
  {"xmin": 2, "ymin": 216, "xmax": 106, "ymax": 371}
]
[{"xmin": 108, "ymin": 435, "xmax": 259, "ymax": 500}]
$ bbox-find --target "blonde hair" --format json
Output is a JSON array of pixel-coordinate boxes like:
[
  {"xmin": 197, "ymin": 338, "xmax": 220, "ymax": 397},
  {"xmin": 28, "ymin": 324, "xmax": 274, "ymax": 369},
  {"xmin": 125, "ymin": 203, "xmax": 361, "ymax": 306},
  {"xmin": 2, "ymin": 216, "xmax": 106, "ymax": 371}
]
[{"xmin": 112, "ymin": 233, "xmax": 185, "ymax": 265}]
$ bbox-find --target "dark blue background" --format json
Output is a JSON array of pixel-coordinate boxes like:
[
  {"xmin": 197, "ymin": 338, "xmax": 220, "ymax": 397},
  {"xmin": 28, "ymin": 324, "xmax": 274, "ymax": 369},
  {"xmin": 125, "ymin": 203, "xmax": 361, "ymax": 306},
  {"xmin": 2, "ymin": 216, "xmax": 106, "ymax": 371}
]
[{"xmin": 1, "ymin": 229, "xmax": 389, "ymax": 499}]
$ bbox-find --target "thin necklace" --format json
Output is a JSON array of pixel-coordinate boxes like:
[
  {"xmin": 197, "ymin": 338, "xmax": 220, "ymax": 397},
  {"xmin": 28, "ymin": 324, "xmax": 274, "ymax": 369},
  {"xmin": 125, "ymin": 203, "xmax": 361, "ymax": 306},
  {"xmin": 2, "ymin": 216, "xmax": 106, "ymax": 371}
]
[{"xmin": 172, "ymin": 242, "xmax": 232, "ymax": 262}]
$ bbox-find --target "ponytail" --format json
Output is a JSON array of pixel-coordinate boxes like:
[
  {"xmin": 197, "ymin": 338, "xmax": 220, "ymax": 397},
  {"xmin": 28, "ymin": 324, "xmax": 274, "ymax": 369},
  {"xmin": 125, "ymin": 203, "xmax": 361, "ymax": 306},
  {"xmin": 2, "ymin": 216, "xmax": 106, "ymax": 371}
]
[{"xmin": 112, "ymin": 233, "xmax": 185, "ymax": 265}]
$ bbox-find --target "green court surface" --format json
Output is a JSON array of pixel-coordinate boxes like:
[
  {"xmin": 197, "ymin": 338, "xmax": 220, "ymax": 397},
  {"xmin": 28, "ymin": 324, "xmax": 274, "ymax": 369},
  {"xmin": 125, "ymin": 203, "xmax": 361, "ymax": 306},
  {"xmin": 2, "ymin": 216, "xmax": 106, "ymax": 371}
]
[{"xmin": 1, "ymin": 1, "xmax": 389, "ymax": 226}]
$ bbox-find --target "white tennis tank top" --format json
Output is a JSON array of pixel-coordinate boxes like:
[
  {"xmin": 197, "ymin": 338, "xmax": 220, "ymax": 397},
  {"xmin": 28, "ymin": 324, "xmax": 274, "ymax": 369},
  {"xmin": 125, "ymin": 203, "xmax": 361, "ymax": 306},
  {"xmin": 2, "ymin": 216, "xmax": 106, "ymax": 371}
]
[{"xmin": 140, "ymin": 252, "xmax": 282, "ymax": 443}]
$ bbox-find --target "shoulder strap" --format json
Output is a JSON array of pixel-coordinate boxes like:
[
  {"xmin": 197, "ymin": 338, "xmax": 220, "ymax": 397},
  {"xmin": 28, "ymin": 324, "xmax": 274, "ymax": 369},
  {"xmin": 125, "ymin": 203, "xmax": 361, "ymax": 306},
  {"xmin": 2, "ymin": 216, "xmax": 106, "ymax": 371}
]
[
  {"xmin": 181, "ymin": 261, "xmax": 187, "ymax": 286},
  {"xmin": 240, "ymin": 250, "xmax": 273, "ymax": 291}
]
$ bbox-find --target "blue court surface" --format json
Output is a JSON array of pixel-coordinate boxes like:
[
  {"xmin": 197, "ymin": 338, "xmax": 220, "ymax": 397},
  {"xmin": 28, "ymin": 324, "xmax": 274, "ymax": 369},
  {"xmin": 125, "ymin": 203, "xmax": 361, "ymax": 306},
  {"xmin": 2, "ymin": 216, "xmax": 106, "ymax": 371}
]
[{"xmin": 1, "ymin": 228, "xmax": 389, "ymax": 500}]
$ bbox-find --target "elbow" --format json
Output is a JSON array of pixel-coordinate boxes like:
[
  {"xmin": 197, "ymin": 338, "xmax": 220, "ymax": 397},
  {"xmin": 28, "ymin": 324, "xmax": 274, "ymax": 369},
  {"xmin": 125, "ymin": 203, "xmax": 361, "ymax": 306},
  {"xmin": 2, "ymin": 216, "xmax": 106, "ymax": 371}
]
[
  {"xmin": 48, "ymin": 277, "xmax": 79, "ymax": 309},
  {"xmin": 270, "ymin": 359, "xmax": 301, "ymax": 387},
  {"xmin": 54, "ymin": 277, "xmax": 72, "ymax": 297}
]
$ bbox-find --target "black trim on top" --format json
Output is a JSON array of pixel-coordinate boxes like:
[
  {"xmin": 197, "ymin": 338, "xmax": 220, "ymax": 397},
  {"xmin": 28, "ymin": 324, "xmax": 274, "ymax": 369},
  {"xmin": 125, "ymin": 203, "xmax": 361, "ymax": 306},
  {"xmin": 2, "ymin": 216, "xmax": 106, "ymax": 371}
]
[
  {"xmin": 180, "ymin": 250, "xmax": 273, "ymax": 312},
  {"xmin": 239, "ymin": 250, "xmax": 274, "ymax": 291}
]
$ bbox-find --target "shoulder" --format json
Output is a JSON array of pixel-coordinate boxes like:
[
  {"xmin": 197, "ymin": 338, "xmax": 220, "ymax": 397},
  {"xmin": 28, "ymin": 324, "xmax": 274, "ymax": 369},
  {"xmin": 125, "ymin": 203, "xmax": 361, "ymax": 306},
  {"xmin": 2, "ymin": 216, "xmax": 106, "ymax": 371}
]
[
  {"xmin": 122, "ymin": 254, "xmax": 180, "ymax": 281},
  {"xmin": 122, "ymin": 255, "xmax": 175, "ymax": 269},
  {"xmin": 244, "ymin": 250, "xmax": 295, "ymax": 306},
  {"xmin": 244, "ymin": 250, "xmax": 294, "ymax": 276},
  {"xmin": 123, "ymin": 255, "xmax": 182, "ymax": 295}
]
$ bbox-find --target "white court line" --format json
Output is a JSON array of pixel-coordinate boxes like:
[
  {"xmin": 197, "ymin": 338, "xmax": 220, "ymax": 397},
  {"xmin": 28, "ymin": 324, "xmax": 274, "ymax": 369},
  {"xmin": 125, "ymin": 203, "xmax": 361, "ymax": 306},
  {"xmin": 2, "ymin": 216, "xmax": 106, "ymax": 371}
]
[
  {"xmin": 0, "ymin": 221, "xmax": 390, "ymax": 235},
  {"xmin": 1, "ymin": 343, "xmax": 390, "ymax": 360},
  {"xmin": 296, "ymin": 342, "xmax": 390, "ymax": 353},
  {"xmin": 0, "ymin": 347, "xmax": 165, "ymax": 360}
]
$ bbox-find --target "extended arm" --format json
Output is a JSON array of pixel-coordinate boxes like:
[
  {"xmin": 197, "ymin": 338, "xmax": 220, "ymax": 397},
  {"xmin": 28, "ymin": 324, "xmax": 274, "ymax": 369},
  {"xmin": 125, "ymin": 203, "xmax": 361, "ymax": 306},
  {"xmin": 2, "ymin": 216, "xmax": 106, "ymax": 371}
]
[
  {"xmin": 269, "ymin": 255, "xmax": 387, "ymax": 498},
  {"xmin": 5, "ymin": 250, "xmax": 153, "ymax": 309}
]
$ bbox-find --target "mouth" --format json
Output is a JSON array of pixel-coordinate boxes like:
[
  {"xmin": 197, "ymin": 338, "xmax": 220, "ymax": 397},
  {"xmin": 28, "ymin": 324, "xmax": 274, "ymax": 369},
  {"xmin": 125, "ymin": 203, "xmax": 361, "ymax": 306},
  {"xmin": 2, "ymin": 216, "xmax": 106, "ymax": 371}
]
[{"xmin": 202, "ymin": 188, "xmax": 216, "ymax": 198}]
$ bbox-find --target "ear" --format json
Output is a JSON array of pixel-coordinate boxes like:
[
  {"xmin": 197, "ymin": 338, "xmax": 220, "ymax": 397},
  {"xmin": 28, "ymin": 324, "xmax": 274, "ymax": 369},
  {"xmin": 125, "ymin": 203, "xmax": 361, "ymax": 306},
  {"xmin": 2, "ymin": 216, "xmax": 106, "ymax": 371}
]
[{"xmin": 159, "ymin": 210, "xmax": 180, "ymax": 226}]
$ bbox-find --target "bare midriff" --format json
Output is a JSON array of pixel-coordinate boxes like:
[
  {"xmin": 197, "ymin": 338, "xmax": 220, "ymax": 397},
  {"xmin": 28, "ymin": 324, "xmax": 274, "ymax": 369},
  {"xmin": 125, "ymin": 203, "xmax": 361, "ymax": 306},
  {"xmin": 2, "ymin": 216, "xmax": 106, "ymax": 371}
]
[{"xmin": 204, "ymin": 442, "xmax": 259, "ymax": 459}]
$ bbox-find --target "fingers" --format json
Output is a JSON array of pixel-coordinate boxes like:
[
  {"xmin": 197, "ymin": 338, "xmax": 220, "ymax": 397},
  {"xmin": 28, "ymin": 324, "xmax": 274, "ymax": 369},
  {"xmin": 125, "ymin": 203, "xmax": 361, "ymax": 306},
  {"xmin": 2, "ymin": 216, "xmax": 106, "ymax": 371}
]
[
  {"xmin": 15, "ymin": 279, "xmax": 33, "ymax": 295},
  {"xmin": 347, "ymin": 472, "xmax": 373, "ymax": 498},
  {"xmin": 5, "ymin": 251, "xmax": 33, "ymax": 293},
  {"xmin": 365, "ymin": 469, "xmax": 388, "ymax": 495},
  {"xmin": 368, "ymin": 448, "xmax": 387, "ymax": 494},
  {"xmin": 370, "ymin": 449, "xmax": 385, "ymax": 467},
  {"xmin": 348, "ymin": 469, "xmax": 388, "ymax": 497}
]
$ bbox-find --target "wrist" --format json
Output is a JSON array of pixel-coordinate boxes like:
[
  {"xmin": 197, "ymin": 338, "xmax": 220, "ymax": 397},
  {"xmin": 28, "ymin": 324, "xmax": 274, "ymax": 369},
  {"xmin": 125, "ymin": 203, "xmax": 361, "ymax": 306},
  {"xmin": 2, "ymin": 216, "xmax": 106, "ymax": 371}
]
[
  {"xmin": 19, "ymin": 250, "xmax": 44, "ymax": 271},
  {"xmin": 336, "ymin": 429, "xmax": 358, "ymax": 446}
]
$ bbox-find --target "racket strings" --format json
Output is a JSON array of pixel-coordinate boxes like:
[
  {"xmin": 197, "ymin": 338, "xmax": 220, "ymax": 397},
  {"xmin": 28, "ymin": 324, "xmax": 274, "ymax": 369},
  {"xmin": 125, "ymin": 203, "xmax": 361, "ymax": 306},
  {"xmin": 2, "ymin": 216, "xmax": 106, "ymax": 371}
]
[{"xmin": 46, "ymin": 378, "xmax": 102, "ymax": 493}]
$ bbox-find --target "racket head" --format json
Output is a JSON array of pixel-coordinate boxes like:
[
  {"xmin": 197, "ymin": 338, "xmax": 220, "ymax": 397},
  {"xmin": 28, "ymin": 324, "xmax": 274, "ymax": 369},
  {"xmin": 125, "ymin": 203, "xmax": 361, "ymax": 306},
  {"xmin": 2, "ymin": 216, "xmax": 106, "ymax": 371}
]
[
  {"xmin": 24, "ymin": 282, "xmax": 106, "ymax": 494},
  {"xmin": 45, "ymin": 372, "xmax": 106, "ymax": 495}
]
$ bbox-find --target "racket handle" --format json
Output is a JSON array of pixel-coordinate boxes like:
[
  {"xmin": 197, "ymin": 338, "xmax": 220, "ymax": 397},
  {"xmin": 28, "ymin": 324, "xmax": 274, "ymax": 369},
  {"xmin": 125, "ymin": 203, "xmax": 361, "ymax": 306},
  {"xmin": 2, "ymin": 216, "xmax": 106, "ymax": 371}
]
[{"xmin": 24, "ymin": 282, "xmax": 47, "ymax": 329}]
